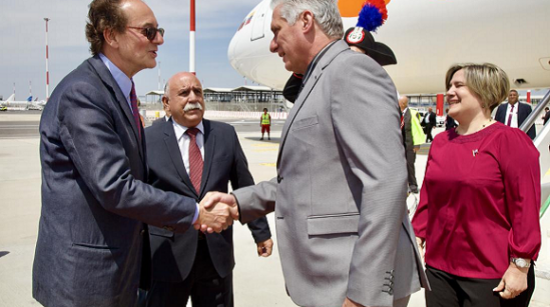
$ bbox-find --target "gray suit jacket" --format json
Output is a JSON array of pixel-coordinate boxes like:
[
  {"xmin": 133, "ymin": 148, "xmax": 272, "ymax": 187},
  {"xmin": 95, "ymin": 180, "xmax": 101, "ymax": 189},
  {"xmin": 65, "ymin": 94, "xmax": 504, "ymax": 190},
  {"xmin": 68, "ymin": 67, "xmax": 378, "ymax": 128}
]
[
  {"xmin": 233, "ymin": 40, "xmax": 428, "ymax": 307},
  {"xmin": 145, "ymin": 119, "xmax": 271, "ymax": 282},
  {"xmin": 34, "ymin": 55, "xmax": 197, "ymax": 307}
]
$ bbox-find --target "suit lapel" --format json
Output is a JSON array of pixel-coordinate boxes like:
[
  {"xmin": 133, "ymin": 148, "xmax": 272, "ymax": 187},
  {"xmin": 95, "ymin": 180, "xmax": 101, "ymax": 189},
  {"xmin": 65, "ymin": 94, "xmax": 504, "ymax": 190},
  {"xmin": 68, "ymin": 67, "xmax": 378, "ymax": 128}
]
[
  {"xmin": 88, "ymin": 56, "xmax": 144, "ymax": 159},
  {"xmin": 200, "ymin": 120, "xmax": 215, "ymax": 197},
  {"xmin": 162, "ymin": 121, "xmax": 195, "ymax": 194},
  {"xmin": 276, "ymin": 40, "xmax": 348, "ymax": 168}
]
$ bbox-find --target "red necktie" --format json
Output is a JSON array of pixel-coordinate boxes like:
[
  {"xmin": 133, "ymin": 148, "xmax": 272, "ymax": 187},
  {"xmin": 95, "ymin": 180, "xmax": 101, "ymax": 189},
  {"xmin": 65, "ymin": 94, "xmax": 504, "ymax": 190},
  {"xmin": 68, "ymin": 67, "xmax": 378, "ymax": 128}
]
[
  {"xmin": 186, "ymin": 128, "xmax": 203, "ymax": 193},
  {"xmin": 506, "ymin": 104, "xmax": 514, "ymax": 126},
  {"xmin": 400, "ymin": 113, "xmax": 405, "ymax": 130},
  {"xmin": 130, "ymin": 81, "xmax": 141, "ymax": 138}
]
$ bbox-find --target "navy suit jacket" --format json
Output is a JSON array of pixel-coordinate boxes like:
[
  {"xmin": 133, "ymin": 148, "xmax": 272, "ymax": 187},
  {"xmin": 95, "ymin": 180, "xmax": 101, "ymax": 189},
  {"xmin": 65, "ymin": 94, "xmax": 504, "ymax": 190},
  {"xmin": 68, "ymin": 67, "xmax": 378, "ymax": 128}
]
[
  {"xmin": 145, "ymin": 119, "xmax": 271, "ymax": 282},
  {"xmin": 495, "ymin": 102, "xmax": 536, "ymax": 139},
  {"xmin": 34, "ymin": 55, "xmax": 197, "ymax": 307}
]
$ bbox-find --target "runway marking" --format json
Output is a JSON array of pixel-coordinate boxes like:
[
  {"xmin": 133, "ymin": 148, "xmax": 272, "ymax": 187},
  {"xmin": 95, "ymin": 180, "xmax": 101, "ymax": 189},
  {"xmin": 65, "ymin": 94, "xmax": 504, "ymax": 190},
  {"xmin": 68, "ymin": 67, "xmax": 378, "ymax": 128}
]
[
  {"xmin": 253, "ymin": 144, "xmax": 279, "ymax": 147},
  {"xmin": 260, "ymin": 163, "xmax": 276, "ymax": 167},
  {"xmin": 253, "ymin": 149, "xmax": 278, "ymax": 152}
]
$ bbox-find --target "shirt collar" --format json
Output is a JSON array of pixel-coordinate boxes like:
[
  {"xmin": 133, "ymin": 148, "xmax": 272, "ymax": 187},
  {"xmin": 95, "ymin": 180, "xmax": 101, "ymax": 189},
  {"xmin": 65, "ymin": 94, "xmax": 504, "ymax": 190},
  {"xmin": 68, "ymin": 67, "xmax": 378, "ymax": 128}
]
[
  {"xmin": 302, "ymin": 40, "xmax": 338, "ymax": 86},
  {"xmin": 99, "ymin": 53, "xmax": 133, "ymax": 103},
  {"xmin": 173, "ymin": 120, "xmax": 205, "ymax": 141}
]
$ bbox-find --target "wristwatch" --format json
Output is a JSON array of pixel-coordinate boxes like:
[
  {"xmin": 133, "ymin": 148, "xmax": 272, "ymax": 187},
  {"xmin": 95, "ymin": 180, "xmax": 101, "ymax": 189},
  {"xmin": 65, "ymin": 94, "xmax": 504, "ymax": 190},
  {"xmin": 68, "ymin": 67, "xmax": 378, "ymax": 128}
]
[{"xmin": 510, "ymin": 257, "xmax": 531, "ymax": 268}]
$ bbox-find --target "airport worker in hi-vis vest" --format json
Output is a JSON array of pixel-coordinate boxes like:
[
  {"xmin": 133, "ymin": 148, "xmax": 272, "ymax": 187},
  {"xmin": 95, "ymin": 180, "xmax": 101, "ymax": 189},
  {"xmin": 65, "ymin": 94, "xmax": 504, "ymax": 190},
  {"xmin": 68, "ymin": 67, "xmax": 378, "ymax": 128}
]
[{"xmin": 260, "ymin": 107, "xmax": 271, "ymax": 140}]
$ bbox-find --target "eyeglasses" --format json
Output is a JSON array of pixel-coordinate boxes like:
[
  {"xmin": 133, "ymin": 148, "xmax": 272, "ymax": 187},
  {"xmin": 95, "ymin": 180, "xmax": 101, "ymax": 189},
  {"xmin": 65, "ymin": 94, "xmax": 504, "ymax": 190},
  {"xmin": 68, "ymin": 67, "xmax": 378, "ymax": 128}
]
[{"xmin": 127, "ymin": 26, "xmax": 165, "ymax": 41}]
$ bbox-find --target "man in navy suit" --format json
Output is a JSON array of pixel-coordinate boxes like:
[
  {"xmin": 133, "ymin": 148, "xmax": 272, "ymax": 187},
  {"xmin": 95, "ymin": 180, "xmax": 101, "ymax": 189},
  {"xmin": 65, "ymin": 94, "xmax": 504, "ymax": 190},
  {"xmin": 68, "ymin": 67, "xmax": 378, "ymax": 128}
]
[
  {"xmin": 33, "ymin": 1, "xmax": 237, "ymax": 306},
  {"xmin": 495, "ymin": 89, "xmax": 536, "ymax": 139},
  {"xmin": 145, "ymin": 72, "xmax": 273, "ymax": 307}
]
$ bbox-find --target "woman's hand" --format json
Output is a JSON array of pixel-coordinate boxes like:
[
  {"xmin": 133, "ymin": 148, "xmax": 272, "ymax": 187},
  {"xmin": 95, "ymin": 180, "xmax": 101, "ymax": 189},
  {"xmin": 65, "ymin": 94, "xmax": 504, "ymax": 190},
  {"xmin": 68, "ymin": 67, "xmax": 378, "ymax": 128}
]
[
  {"xmin": 493, "ymin": 263, "xmax": 529, "ymax": 299},
  {"xmin": 416, "ymin": 237, "xmax": 425, "ymax": 261}
]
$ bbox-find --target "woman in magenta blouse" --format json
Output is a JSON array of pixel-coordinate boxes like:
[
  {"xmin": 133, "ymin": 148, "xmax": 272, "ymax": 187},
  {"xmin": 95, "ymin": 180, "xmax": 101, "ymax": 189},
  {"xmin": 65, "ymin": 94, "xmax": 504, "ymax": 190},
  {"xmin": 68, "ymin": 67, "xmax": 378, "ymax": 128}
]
[{"xmin": 412, "ymin": 63, "xmax": 541, "ymax": 307}]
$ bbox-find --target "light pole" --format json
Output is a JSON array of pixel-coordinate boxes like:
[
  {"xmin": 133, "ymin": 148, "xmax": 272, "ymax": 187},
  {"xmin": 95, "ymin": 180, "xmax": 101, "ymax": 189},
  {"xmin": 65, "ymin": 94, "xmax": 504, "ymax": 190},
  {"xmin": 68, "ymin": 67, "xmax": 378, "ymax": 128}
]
[
  {"xmin": 44, "ymin": 18, "xmax": 50, "ymax": 102},
  {"xmin": 190, "ymin": 0, "xmax": 196, "ymax": 74}
]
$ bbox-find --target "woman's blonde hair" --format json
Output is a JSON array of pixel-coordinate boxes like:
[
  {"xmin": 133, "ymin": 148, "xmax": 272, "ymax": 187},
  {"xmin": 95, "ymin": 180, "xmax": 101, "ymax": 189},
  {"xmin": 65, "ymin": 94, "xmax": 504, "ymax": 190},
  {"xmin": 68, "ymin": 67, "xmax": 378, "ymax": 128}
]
[{"xmin": 445, "ymin": 63, "xmax": 510, "ymax": 112}]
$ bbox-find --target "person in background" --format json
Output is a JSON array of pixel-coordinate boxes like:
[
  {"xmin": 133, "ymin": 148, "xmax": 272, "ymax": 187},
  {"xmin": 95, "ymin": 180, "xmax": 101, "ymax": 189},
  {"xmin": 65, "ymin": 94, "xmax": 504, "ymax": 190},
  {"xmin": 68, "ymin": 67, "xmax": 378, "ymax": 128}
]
[
  {"xmin": 444, "ymin": 107, "xmax": 457, "ymax": 131},
  {"xmin": 412, "ymin": 63, "xmax": 541, "ymax": 307},
  {"xmin": 145, "ymin": 72, "xmax": 272, "ymax": 307},
  {"xmin": 542, "ymin": 107, "xmax": 549, "ymax": 125},
  {"xmin": 421, "ymin": 107, "xmax": 436, "ymax": 142},
  {"xmin": 153, "ymin": 85, "xmax": 173, "ymax": 125},
  {"xmin": 399, "ymin": 95, "xmax": 424, "ymax": 194},
  {"xmin": 260, "ymin": 108, "xmax": 271, "ymax": 140},
  {"xmin": 494, "ymin": 89, "xmax": 536, "ymax": 140}
]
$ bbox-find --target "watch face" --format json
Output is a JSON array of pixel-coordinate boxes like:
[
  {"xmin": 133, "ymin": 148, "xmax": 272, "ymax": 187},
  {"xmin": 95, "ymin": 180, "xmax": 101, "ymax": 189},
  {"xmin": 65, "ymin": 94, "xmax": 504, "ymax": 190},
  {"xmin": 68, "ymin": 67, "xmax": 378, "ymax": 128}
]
[{"xmin": 515, "ymin": 258, "xmax": 527, "ymax": 267}]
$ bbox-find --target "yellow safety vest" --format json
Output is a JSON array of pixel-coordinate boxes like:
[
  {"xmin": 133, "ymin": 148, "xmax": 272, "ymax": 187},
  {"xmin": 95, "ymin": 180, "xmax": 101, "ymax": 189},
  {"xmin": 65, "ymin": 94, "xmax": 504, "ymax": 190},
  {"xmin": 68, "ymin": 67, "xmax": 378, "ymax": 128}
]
[
  {"xmin": 261, "ymin": 114, "xmax": 271, "ymax": 125},
  {"xmin": 410, "ymin": 109, "xmax": 425, "ymax": 146}
]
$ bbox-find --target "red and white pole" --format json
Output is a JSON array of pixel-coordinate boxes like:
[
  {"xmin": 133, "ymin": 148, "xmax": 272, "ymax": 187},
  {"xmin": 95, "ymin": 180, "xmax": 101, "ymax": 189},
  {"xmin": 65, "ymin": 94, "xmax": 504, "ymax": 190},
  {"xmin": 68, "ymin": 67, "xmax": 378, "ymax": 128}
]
[
  {"xmin": 44, "ymin": 18, "xmax": 50, "ymax": 102},
  {"xmin": 189, "ymin": 0, "xmax": 196, "ymax": 75}
]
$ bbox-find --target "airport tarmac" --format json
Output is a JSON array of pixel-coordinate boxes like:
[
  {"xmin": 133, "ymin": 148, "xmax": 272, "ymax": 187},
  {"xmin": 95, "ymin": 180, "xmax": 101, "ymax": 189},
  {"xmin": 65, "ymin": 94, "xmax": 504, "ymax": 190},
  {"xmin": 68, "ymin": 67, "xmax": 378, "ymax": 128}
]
[{"xmin": 0, "ymin": 112, "xmax": 546, "ymax": 307}]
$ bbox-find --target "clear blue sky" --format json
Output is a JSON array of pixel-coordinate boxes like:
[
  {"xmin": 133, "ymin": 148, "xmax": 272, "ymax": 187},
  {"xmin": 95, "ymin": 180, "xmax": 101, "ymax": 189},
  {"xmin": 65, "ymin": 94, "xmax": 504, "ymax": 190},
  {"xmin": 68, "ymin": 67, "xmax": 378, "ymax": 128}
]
[{"xmin": 0, "ymin": 0, "xmax": 262, "ymax": 101}]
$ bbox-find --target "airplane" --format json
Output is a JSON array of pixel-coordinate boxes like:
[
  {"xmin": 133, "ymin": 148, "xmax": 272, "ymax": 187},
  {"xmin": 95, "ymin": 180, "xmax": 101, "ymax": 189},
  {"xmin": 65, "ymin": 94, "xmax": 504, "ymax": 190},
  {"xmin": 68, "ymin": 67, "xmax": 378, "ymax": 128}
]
[
  {"xmin": 227, "ymin": 0, "xmax": 550, "ymax": 95},
  {"xmin": 1, "ymin": 94, "xmax": 47, "ymax": 110},
  {"xmin": 227, "ymin": 0, "xmax": 550, "ymax": 305}
]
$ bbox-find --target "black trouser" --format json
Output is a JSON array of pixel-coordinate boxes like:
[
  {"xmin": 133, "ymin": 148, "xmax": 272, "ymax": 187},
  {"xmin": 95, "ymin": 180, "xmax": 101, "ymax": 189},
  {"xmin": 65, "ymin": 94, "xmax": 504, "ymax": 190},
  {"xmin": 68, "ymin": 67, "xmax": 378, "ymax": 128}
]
[
  {"xmin": 146, "ymin": 240, "xmax": 233, "ymax": 307},
  {"xmin": 405, "ymin": 148, "xmax": 418, "ymax": 192},
  {"xmin": 425, "ymin": 265, "xmax": 535, "ymax": 307},
  {"xmin": 425, "ymin": 124, "xmax": 434, "ymax": 142}
]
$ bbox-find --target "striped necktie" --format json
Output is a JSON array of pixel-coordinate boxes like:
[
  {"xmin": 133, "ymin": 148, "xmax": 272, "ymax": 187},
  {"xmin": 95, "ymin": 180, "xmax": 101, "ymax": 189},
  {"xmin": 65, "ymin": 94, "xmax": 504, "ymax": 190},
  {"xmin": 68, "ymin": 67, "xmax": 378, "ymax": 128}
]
[
  {"xmin": 130, "ymin": 81, "xmax": 141, "ymax": 138},
  {"xmin": 506, "ymin": 104, "xmax": 514, "ymax": 126},
  {"xmin": 186, "ymin": 128, "xmax": 203, "ymax": 193}
]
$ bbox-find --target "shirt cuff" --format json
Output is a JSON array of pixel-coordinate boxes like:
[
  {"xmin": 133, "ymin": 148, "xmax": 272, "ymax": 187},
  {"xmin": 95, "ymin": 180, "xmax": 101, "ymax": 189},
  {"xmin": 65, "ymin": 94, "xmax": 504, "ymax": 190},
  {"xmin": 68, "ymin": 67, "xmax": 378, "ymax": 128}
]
[{"xmin": 192, "ymin": 203, "xmax": 200, "ymax": 224}]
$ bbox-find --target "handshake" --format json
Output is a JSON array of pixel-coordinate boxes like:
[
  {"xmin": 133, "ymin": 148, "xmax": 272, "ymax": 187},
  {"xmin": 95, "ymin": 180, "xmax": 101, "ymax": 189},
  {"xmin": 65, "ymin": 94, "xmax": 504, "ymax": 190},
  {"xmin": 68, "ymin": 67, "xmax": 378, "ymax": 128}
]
[{"xmin": 193, "ymin": 192, "xmax": 239, "ymax": 233}]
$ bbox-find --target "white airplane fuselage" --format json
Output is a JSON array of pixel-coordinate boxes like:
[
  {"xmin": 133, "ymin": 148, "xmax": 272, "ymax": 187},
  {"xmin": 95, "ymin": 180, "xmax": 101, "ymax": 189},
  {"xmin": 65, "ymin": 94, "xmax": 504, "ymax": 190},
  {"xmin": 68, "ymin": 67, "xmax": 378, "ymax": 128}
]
[{"xmin": 228, "ymin": 0, "xmax": 550, "ymax": 94}]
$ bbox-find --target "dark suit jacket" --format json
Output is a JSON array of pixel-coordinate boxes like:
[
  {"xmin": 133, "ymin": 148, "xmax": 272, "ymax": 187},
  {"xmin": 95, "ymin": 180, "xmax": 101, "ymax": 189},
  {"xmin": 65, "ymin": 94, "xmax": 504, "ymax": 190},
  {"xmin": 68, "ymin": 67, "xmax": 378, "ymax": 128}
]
[
  {"xmin": 421, "ymin": 111, "xmax": 436, "ymax": 128},
  {"xmin": 145, "ymin": 119, "xmax": 271, "ymax": 282},
  {"xmin": 445, "ymin": 115, "xmax": 457, "ymax": 131},
  {"xmin": 34, "ymin": 55, "xmax": 197, "ymax": 307},
  {"xmin": 401, "ymin": 108, "xmax": 413, "ymax": 150},
  {"xmin": 152, "ymin": 116, "xmax": 168, "ymax": 125},
  {"xmin": 495, "ymin": 102, "xmax": 536, "ymax": 139}
]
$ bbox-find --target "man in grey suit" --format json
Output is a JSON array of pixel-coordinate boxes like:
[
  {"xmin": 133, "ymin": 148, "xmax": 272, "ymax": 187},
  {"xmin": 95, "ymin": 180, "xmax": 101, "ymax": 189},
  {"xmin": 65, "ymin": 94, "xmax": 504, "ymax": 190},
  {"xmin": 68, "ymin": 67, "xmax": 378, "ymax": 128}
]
[
  {"xmin": 33, "ymin": 1, "xmax": 236, "ymax": 307},
  {"xmin": 145, "ymin": 72, "xmax": 273, "ymax": 307},
  {"xmin": 202, "ymin": 1, "xmax": 429, "ymax": 306}
]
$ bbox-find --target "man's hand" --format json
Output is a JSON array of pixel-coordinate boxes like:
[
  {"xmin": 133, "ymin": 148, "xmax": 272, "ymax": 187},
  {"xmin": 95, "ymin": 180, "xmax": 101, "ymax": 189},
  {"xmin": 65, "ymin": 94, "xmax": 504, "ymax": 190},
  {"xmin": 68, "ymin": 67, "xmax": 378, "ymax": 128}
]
[
  {"xmin": 193, "ymin": 193, "xmax": 239, "ymax": 233},
  {"xmin": 256, "ymin": 238, "xmax": 273, "ymax": 257},
  {"xmin": 413, "ymin": 145, "xmax": 420, "ymax": 153},
  {"xmin": 342, "ymin": 297, "xmax": 365, "ymax": 307},
  {"xmin": 202, "ymin": 191, "xmax": 237, "ymax": 210},
  {"xmin": 493, "ymin": 263, "xmax": 529, "ymax": 299}
]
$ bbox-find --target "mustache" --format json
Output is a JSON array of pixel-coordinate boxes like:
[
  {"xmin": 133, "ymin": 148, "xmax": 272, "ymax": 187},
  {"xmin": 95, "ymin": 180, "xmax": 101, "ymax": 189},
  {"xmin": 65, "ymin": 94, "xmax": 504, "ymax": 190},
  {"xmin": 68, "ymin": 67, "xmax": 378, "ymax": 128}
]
[{"xmin": 183, "ymin": 102, "xmax": 203, "ymax": 112}]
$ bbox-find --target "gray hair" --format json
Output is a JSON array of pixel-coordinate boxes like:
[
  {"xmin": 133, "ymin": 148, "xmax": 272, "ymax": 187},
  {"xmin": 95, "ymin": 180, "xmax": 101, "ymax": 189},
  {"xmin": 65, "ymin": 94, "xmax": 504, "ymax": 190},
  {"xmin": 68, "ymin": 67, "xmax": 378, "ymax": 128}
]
[
  {"xmin": 163, "ymin": 82, "xmax": 170, "ymax": 99},
  {"xmin": 271, "ymin": 0, "xmax": 343, "ymax": 39}
]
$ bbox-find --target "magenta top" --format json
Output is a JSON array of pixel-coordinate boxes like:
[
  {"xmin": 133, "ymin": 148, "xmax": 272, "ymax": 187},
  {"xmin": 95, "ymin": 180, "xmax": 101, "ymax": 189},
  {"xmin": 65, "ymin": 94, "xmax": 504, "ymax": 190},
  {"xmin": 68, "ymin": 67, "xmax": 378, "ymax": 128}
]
[{"xmin": 412, "ymin": 122, "xmax": 541, "ymax": 279}]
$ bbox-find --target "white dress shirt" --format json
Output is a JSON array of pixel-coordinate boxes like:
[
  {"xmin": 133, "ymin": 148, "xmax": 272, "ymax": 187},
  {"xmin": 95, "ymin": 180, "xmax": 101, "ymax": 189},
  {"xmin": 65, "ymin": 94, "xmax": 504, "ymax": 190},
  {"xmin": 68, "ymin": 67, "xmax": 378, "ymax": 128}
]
[
  {"xmin": 173, "ymin": 120, "xmax": 205, "ymax": 223},
  {"xmin": 172, "ymin": 120, "xmax": 205, "ymax": 175},
  {"xmin": 505, "ymin": 102, "xmax": 519, "ymax": 128}
]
